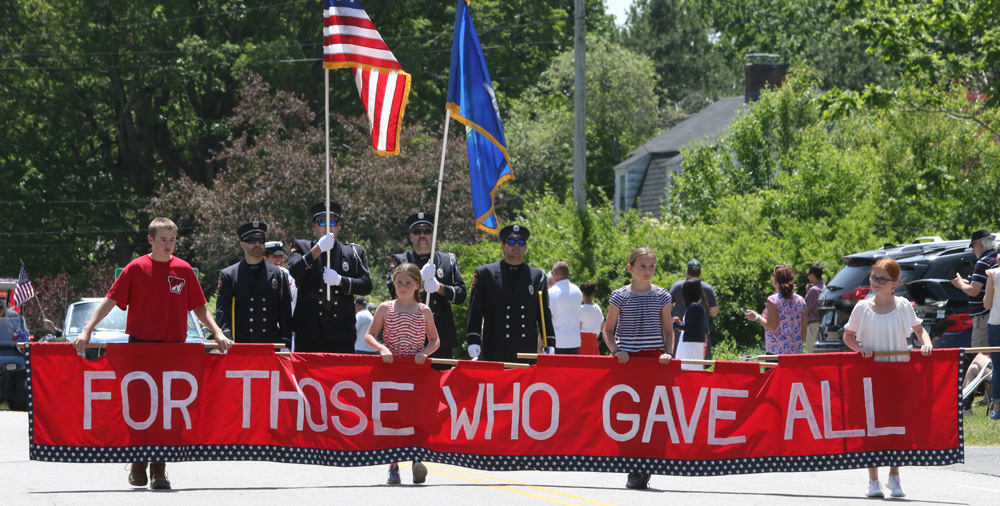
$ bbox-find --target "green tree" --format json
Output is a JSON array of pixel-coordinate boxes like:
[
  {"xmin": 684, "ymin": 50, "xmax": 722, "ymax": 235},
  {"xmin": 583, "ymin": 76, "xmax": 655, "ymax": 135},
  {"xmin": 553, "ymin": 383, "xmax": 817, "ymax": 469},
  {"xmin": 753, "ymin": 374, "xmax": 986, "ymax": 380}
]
[{"xmin": 505, "ymin": 37, "xmax": 663, "ymax": 201}]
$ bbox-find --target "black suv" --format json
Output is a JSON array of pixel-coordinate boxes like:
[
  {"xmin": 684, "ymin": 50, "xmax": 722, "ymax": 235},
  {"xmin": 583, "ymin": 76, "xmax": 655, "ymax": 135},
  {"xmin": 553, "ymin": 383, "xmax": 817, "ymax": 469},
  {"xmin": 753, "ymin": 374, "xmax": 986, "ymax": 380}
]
[{"xmin": 814, "ymin": 237, "xmax": 974, "ymax": 352}]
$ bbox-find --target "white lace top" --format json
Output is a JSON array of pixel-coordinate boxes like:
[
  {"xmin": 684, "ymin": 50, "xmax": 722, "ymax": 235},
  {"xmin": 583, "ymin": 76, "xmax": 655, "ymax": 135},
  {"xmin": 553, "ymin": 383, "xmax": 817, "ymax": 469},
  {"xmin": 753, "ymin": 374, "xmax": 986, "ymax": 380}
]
[{"xmin": 844, "ymin": 296, "xmax": 921, "ymax": 362}]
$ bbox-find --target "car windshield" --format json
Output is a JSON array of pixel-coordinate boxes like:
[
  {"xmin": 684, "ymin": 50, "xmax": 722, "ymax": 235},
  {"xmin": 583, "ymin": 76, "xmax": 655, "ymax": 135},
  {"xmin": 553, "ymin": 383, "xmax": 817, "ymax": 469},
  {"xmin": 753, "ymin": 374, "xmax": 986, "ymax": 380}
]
[
  {"xmin": 68, "ymin": 302, "xmax": 127, "ymax": 333},
  {"xmin": 827, "ymin": 262, "xmax": 873, "ymax": 291}
]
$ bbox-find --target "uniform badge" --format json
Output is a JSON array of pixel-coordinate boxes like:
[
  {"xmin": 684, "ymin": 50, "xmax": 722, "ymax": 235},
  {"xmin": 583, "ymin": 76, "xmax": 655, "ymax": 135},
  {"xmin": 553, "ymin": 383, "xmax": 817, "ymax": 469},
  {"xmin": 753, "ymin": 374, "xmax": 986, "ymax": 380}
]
[
  {"xmin": 272, "ymin": 278, "xmax": 278, "ymax": 289},
  {"xmin": 389, "ymin": 257, "xmax": 399, "ymax": 269},
  {"xmin": 528, "ymin": 284, "xmax": 534, "ymax": 295},
  {"xmin": 513, "ymin": 225, "xmax": 520, "ymax": 232},
  {"xmin": 437, "ymin": 267, "xmax": 444, "ymax": 279},
  {"xmin": 342, "ymin": 261, "xmax": 349, "ymax": 272},
  {"xmin": 471, "ymin": 271, "xmax": 479, "ymax": 291},
  {"xmin": 217, "ymin": 275, "xmax": 223, "ymax": 295},
  {"xmin": 417, "ymin": 212, "xmax": 424, "ymax": 219}
]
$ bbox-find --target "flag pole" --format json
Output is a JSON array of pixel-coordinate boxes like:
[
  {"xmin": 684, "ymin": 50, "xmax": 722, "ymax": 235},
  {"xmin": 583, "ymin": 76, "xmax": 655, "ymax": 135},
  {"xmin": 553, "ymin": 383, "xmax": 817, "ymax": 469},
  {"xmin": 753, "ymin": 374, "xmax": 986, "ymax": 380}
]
[
  {"xmin": 325, "ymin": 68, "xmax": 332, "ymax": 302},
  {"xmin": 426, "ymin": 110, "xmax": 451, "ymax": 305}
]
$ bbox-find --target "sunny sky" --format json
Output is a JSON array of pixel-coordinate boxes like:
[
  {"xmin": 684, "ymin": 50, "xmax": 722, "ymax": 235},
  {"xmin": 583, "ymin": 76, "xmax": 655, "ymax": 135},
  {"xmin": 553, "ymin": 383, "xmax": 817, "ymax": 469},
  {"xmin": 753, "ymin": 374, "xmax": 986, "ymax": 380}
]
[{"xmin": 605, "ymin": 0, "xmax": 634, "ymax": 26}]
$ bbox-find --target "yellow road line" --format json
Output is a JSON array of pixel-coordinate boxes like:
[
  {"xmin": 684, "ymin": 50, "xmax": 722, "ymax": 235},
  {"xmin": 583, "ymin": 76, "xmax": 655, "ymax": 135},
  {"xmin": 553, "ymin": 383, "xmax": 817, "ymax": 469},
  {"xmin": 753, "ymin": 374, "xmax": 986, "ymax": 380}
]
[{"xmin": 402, "ymin": 462, "xmax": 621, "ymax": 506}]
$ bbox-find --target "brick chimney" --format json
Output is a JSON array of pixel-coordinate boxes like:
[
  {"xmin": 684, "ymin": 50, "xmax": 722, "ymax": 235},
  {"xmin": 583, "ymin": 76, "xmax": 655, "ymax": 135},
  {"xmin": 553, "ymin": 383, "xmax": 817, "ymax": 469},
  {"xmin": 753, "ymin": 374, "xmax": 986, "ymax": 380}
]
[{"xmin": 745, "ymin": 53, "xmax": 785, "ymax": 103}]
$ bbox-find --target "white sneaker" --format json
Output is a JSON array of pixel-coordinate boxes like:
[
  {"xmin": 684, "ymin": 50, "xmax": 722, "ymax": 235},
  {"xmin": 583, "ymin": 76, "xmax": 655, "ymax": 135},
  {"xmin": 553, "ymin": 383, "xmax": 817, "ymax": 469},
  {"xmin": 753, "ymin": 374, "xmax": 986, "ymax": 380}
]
[
  {"xmin": 887, "ymin": 474, "xmax": 905, "ymax": 498},
  {"xmin": 867, "ymin": 479, "xmax": 884, "ymax": 498}
]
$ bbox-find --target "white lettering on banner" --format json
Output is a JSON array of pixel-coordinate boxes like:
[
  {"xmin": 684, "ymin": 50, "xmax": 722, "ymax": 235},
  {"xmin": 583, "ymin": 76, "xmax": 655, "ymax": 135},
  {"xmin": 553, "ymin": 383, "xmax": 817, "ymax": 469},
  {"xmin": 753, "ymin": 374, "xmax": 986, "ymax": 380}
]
[
  {"xmin": 521, "ymin": 383, "xmax": 559, "ymax": 440},
  {"xmin": 121, "ymin": 371, "xmax": 158, "ymax": 430},
  {"xmin": 372, "ymin": 382, "xmax": 415, "ymax": 436},
  {"xmin": 299, "ymin": 378, "xmax": 329, "ymax": 432},
  {"xmin": 822, "ymin": 381, "xmax": 864, "ymax": 438},
  {"xmin": 708, "ymin": 388, "xmax": 748, "ymax": 445},
  {"xmin": 604, "ymin": 385, "xmax": 748, "ymax": 445},
  {"xmin": 864, "ymin": 377, "xmax": 905, "ymax": 436},
  {"xmin": 443, "ymin": 384, "xmax": 485, "ymax": 440},
  {"xmin": 270, "ymin": 371, "xmax": 305, "ymax": 431},
  {"xmin": 486, "ymin": 382, "xmax": 521, "ymax": 440},
  {"xmin": 83, "ymin": 371, "xmax": 116, "ymax": 430},
  {"xmin": 603, "ymin": 385, "xmax": 640, "ymax": 441},
  {"xmin": 162, "ymin": 371, "xmax": 198, "ymax": 430},
  {"xmin": 226, "ymin": 370, "xmax": 270, "ymax": 428},
  {"xmin": 330, "ymin": 381, "xmax": 367, "ymax": 436},
  {"xmin": 643, "ymin": 386, "xmax": 680, "ymax": 443},
  {"xmin": 784, "ymin": 378, "xmax": 906, "ymax": 440}
]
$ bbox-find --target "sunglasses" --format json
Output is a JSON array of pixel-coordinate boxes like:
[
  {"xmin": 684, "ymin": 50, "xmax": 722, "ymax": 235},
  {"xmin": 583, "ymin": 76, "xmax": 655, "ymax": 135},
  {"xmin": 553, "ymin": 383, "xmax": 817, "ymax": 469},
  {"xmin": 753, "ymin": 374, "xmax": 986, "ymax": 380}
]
[
  {"xmin": 869, "ymin": 275, "xmax": 893, "ymax": 285},
  {"xmin": 505, "ymin": 238, "xmax": 527, "ymax": 247},
  {"xmin": 410, "ymin": 228, "xmax": 432, "ymax": 236},
  {"xmin": 315, "ymin": 218, "xmax": 338, "ymax": 227},
  {"xmin": 241, "ymin": 237, "xmax": 266, "ymax": 244}
]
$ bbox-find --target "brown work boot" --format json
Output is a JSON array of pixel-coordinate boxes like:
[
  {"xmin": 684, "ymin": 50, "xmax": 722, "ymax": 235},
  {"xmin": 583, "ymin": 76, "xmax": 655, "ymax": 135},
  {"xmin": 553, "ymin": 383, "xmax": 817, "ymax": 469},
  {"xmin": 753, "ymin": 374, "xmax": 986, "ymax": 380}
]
[
  {"xmin": 128, "ymin": 462, "xmax": 148, "ymax": 487},
  {"xmin": 149, "ymin": 462, "xmax": 171, "ymax": 490}
]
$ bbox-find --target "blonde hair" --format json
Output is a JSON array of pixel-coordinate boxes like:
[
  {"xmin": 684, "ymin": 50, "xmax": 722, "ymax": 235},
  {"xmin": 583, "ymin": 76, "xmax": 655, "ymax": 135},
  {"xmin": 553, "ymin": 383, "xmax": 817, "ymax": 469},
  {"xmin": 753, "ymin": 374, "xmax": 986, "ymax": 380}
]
[
  {"xmin": 392, "ymin": 263, "xmax": 423, "ymax": 302},
  {"xmin": 148, "ymin": 217, "xmax": 178, "ymax": 238},
  {"xmin": 628, "ymin": 247, "xmax": 655, "ymax": 266}
]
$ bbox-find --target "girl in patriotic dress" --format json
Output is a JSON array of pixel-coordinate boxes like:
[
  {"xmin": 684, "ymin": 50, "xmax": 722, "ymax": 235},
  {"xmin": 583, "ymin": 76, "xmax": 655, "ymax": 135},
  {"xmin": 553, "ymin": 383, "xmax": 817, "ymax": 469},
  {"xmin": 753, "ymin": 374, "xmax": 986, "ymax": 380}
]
[
  {"xmin": 602, "ymin": 247, "xmax": 674, "ymax": 490},
  {"xmin": 842, "ymin": 258, "xmax": 933, "ymax": 498},
  {"xmin": 365, "ymin": 263, "xmax": 439, "ymax": 485}
]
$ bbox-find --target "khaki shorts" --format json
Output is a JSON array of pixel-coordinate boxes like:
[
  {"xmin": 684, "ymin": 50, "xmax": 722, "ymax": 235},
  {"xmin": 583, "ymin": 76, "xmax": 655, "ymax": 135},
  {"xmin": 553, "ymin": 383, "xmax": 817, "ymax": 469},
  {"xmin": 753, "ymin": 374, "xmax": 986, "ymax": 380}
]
[
  {"xmin": 806, "ymin": 322, "xmax": 819, "ymax": 351},
  {"xmin": 972, "ymin": 314, "xmax": 990, "ymax": 348}
]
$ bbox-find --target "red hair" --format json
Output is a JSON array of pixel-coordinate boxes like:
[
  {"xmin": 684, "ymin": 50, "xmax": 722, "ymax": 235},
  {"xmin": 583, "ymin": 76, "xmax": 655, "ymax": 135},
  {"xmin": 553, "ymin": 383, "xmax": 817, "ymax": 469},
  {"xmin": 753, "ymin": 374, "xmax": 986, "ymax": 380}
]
[{"xmin": 872, "ymin": 258, "xmax": 900, "ymax": 281}]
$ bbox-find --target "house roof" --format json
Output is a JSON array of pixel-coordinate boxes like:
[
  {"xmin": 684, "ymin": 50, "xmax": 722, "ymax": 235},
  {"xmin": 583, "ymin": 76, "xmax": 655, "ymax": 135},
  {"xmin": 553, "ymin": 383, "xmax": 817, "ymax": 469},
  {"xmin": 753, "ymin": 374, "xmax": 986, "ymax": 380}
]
[{"xmin": 614, "ymin": 96, "xmax": 744, "ymax": 170}]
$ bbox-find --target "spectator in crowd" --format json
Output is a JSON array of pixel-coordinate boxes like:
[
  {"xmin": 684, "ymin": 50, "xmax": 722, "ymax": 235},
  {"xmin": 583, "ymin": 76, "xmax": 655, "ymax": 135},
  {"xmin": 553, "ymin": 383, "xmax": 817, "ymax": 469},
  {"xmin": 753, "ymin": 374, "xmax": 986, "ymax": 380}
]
[
  {"xmin": 603, "ymin": 247, "xmax": 673, "ymax": 490},
  {"xmin": 287, "ymin": 201, "xmax": 372, "ymax": 353},
  {"xmin": 466, "ymin": 225, "xmax": 554, "ymax": 363},
  {"xmin": 745, "ymin": 265, "xmax": 807, "ymax": 355},
  {"xmin": 803, "ymin": 264, "xmax": 825, "ymax": 353},
  {"xmin": 0, "ymin": 295, "xmax": 29, "ymax": 340},
  {"xmin": 670, "ymin": 259, "xmax": 718, "ymax": 357},
  {"xmin": 354, "ymin": 297, "xmax": 376, "ymax": 354},
  {"xmin": 365, "ymin": 263, "xmax": 438, "ymax": 485},
  {"xmin": 961, "ymin": 352, "xmax": 992, "ymax": 417},
  {"xmin": 265, "ymin": 241, "xmax": 297, "ymax": 313},
  {"xmin": 72, "ymin": 217, "xmax": 232, "ymax": 490},
  {"xmin": 673, "ymin": 279, "xmax": 709, "ymax": 369},
  {"xmin": 548, "ymin": 261, "xmax": 582, "ymax": 354},
  {"xmin": 981, "ymin": 262, "xmax": 1000, "ymax": 419},
  {"xmin": 952, "ymin": 229, "xmax": 997, "ymax": 348},
  {"xmin": 842, "ymin": 257, "xmax": 933, "ymax": 498},
  {"xmin": 578, "ymin": 282, "xmax": 603, "ymax": 355}
]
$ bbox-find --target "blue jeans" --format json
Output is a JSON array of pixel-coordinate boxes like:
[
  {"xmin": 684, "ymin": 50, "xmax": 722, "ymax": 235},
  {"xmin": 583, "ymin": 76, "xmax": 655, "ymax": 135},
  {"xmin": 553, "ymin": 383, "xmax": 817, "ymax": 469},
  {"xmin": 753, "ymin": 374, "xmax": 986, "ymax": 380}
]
[{"xmin": 988, "ymin": 324, "xmax": 1000, "ymax": 403}]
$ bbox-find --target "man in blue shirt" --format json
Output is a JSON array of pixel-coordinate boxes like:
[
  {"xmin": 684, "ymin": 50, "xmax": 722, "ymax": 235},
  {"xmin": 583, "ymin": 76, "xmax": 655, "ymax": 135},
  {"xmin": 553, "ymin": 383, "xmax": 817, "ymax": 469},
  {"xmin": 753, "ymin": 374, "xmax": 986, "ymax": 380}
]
[{"xmin": 951, "ymin": 229, "xmax": 998, "ymax": 348}]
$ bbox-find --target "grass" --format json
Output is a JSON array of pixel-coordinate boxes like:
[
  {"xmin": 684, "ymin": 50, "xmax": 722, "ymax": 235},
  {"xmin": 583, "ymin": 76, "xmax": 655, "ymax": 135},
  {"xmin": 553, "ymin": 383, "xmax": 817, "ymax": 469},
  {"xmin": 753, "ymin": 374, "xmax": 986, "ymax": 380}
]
[{"xmin": 964, "ymin": 396, "xmax": 1000, "ymax": 446}]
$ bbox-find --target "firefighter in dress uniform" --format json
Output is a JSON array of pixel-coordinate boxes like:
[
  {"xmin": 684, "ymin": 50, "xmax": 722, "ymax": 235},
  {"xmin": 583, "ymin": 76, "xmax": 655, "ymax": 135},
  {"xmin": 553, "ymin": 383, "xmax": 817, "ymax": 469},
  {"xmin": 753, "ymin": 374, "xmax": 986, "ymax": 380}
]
[
  {"xmin": 215, "ymin": 221, "xmax": 294, "ymax": 347},
  {"xmin": 287, "ymin": 201, "xmax": 372, "ymax": 353},
  {"xmin": 387, "ymin": 212, "xmax": 466, "ymax": 366},
  {"xmin": 466, "ymin": 225, "xmax": 555, "ymax": 363}
]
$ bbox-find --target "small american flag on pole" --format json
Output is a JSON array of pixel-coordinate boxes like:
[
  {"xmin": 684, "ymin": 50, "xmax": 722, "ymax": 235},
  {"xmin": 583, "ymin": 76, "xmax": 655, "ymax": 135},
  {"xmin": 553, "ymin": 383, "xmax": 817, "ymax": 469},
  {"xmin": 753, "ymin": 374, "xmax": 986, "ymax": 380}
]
[
  {"xmin": 11, "ymin": 263, "xmax": 35, "ymax": 308},
  {"xmin": 323, "ymin": 0, "xmax": 411, "ymax": 156}
]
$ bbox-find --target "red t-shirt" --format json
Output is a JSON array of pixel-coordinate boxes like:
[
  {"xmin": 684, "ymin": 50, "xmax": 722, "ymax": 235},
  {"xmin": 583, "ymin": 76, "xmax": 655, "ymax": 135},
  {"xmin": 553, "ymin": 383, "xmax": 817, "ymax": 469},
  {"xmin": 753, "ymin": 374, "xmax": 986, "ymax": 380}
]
[{"xmin": 106, "ymin": 255, "xmax": 206, "ymax": 342}]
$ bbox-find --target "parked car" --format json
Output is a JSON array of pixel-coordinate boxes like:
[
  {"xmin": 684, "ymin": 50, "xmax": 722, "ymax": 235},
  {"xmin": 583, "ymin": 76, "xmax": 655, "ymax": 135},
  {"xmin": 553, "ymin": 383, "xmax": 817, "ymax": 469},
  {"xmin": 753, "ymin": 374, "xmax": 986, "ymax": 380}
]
[
  {"xmin": 62, "ymin": 298, "xmax": 208, "ymax": 359},
  {"xmin": 902, "ymin": 241, "xmax": 978, "ymax": 348},
  {"xmin": 813, "ymin": 237, "xmax": 972, "ymax": 352}
]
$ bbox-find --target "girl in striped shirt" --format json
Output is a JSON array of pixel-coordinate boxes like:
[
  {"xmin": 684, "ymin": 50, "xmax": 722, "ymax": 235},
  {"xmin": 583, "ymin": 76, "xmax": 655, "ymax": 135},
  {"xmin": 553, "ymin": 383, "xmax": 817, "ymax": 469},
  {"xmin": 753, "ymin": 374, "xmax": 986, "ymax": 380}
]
[
  {"xmin": 602, "ymin": 247, "xmax": 675, "ymax": 490},
  {"xmin": 365, "ymin": 263, "xmax": 439, "ymax": 485}
]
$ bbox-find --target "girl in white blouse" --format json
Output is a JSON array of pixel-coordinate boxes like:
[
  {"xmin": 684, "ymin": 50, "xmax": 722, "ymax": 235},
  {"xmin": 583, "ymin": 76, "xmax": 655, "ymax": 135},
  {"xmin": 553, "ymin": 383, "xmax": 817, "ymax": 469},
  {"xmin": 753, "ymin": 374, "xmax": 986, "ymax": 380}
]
[{"xmin": 843, "ymin": 257, "xmax": 933, "ymax": 498}]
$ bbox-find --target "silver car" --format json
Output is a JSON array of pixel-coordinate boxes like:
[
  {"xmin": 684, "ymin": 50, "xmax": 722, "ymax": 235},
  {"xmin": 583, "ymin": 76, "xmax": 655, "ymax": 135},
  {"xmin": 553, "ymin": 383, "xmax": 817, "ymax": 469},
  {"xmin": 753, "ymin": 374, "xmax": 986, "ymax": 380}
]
[{"xmin": 62, "ymin": 298, "xmax": 207, "ymax": 358}]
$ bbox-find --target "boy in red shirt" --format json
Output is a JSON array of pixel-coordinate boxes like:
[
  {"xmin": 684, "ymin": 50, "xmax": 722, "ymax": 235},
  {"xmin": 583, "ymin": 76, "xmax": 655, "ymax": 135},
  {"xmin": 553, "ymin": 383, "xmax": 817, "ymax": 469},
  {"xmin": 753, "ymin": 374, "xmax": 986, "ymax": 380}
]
[{"xmin": 73, "ymin": 217, "xmax": 232, "ymax": 489}]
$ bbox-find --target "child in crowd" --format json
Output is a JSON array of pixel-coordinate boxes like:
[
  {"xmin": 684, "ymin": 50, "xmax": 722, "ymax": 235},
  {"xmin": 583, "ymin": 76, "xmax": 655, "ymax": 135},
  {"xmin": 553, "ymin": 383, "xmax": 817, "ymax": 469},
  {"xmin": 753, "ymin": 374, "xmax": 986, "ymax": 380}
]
[
  {"xmin": 578, "ymin": 282, "xmax": 604, "ymax": 355},
  {"xmin": 365, "ymin": 263, "xmax": 439, "ymax": 485},
  {"xmin": 602, "ymin": 247, "xmax": 674, "ymax": 490},
  {"xmin": 842, "ymin": 258, "xmax": 933, "ymax": 498},
  {"xmin": 673, "ymin": 278, "xmax": 708, "ymax": 370}
]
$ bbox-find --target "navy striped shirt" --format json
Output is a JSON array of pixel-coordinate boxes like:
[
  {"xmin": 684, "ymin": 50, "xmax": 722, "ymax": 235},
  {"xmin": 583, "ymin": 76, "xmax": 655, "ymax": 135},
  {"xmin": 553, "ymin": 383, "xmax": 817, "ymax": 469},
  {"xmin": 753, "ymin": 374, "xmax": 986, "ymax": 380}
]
[
  {"xmin": 609, "ymin": 285, "xmax": 672, "ymax": 352},
  {"xmin": 969, "ymin": 249, "xmax": 998, "ymax": 316}
]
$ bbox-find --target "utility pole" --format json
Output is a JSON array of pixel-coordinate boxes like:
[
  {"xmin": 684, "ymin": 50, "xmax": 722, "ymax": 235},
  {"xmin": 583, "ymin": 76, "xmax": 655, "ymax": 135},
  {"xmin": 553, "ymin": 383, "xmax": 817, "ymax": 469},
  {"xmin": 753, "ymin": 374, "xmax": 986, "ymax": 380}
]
[{"xmin": 572, "ymin": 0, "xmax": 586, "ymax": 212}]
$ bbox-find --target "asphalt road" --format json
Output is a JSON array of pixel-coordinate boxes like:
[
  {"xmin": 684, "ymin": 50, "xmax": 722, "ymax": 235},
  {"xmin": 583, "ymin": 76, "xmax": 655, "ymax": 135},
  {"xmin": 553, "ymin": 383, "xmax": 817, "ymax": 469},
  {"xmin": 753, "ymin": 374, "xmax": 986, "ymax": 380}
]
[{"xmin": 2, "ymin": 411, "xmax": 999, "ymax": 506}]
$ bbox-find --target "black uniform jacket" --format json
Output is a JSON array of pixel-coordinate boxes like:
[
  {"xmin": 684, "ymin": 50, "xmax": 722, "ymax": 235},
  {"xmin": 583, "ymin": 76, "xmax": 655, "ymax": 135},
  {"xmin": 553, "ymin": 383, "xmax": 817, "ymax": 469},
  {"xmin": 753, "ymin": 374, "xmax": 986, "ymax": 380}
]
[
  {"xmin": 215, "ymin": 260, "xmax": 293, "ymax": 346},
  {"xmin": 387, "ymin": 251, "xmax": 466, "ymax": 349},
  {"xmin": 466, "ymin": 260, "xmax": 555, "ymax": 363},
  {"xmin": 288, "ymin": 239, "xmax": 372, "ymax": 346}
]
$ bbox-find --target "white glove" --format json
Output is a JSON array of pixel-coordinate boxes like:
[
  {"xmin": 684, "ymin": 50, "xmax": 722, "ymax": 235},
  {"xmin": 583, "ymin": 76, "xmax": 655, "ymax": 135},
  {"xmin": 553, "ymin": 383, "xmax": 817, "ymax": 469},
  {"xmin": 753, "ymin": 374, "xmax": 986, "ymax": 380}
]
[
  {"xmin": 317, "ymin": 233, "xmax": 336, "ymax": 252},
  {"xmin": 546, "ymin": 346, "xmax": 555, "ymax": 355},
  {"xmin": 423, "ymin": 277, "xmax": 441, "ymax": 294},
  {"xmin": 468, "ymin": 344, "xmax": 481, "ymax": 358},
  {"xmin": 323, "ymin": 267, "xmax": 342, "ymax": 286},
  {"xmin": 420, "ymin": 263, "xmax": 436, "ymax": 281}
]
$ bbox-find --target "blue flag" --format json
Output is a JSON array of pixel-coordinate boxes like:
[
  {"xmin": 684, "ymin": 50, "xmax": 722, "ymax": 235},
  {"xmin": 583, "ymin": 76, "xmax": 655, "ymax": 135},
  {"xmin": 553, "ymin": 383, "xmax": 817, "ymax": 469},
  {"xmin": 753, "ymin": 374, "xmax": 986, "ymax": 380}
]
[{"xmin": 446, "ymin": 0, "xmax": 513, "ymax": 234}]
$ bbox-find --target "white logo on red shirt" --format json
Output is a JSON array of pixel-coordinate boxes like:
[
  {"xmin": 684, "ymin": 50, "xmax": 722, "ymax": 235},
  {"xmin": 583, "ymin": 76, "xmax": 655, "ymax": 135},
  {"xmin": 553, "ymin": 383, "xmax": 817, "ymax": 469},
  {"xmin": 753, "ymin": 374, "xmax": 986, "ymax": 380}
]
[{"xmin": 168, "ymin": 276, "xmax": 186, "ymax": 294}]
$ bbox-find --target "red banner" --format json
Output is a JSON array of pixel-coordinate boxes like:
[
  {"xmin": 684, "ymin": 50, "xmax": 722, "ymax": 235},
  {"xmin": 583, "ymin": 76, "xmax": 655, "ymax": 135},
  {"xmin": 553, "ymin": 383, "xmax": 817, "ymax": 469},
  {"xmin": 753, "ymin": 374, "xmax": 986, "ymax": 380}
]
[{"xmin": 27, "ymin": 344, "xmax": 963, "ymax": 475}]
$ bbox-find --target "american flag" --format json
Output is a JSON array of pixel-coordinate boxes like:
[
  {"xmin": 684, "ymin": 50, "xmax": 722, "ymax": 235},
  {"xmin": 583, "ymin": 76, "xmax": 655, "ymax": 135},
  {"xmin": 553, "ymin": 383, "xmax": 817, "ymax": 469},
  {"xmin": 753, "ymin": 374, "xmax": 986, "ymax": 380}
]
[
  {"xmin": 323, "ymin": 0, "xmax": 411, "ymax": 156},
  {"xmin": 11, "ymin": 263, "xmax": 35, "ymax": 308}
]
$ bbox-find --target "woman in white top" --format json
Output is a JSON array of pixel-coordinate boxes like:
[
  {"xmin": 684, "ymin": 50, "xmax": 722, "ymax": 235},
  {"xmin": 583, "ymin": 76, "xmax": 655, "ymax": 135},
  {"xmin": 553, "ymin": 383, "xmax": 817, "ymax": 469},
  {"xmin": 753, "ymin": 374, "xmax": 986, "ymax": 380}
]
[
  {"xmin": 980, "ymin": 266, "xmax": 1000, "ymax": 419},
  {"xmin": 578, "ymin": 282, "xmax": 604, "ymax": 355},
  {"xmin": 843, "ymin": 258, "xmax": 933, "ymax": 499}
]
